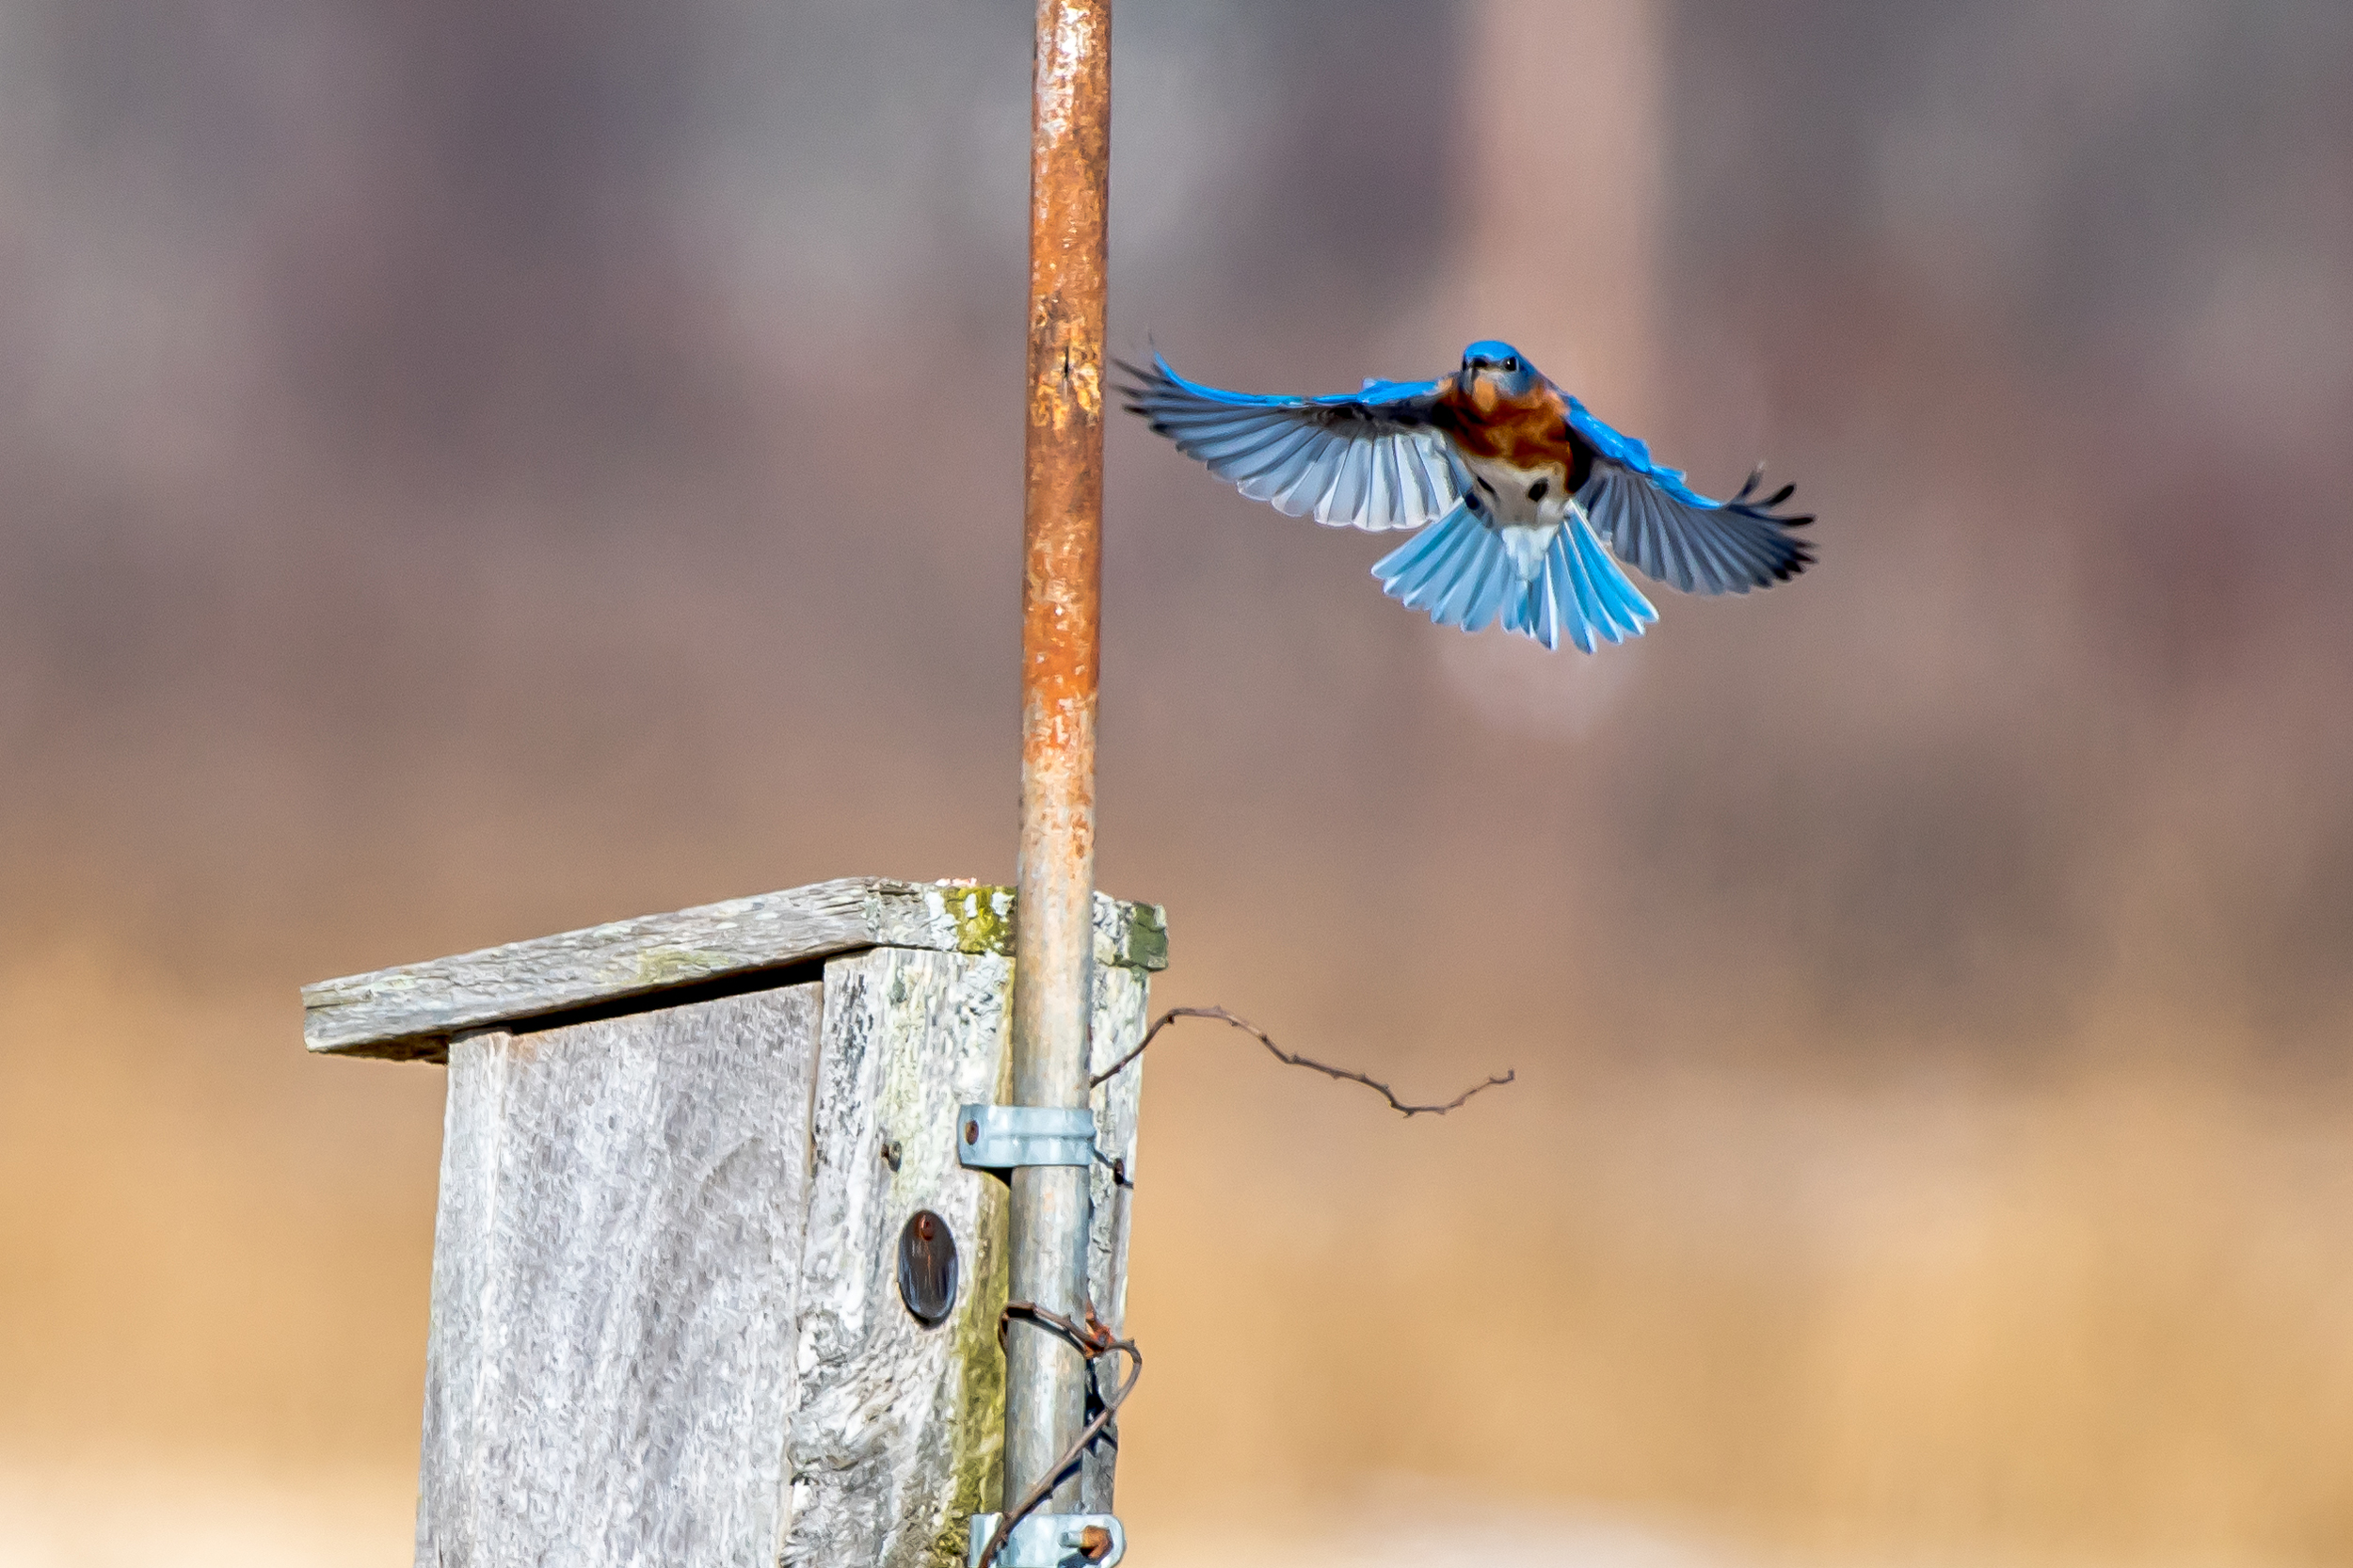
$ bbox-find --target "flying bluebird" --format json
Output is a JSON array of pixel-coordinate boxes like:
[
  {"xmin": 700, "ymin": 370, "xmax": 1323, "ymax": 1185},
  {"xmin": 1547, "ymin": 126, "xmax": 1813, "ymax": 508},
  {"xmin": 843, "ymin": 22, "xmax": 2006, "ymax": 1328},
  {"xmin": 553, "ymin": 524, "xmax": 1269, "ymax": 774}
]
[{"xmin": 1121, "ymin": 341, "xmax": 1814, "ymax": 651}]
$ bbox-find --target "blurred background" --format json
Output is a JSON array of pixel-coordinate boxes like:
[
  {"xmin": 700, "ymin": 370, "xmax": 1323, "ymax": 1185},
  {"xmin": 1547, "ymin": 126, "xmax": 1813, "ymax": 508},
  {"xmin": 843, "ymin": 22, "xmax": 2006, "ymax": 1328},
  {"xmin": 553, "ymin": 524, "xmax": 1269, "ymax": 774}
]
[{"xmin": 4, "ymin": 0, "xmax": 2352, "ymax": 1562}]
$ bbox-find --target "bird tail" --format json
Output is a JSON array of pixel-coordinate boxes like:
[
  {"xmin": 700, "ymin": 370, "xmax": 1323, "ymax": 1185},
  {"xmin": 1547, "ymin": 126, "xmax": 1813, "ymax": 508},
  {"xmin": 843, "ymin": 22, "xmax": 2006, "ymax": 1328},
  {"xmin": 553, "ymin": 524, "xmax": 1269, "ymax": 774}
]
[{"xmin": 1373, "ymin": 508, "xmax": 1657, "ymax": 651}]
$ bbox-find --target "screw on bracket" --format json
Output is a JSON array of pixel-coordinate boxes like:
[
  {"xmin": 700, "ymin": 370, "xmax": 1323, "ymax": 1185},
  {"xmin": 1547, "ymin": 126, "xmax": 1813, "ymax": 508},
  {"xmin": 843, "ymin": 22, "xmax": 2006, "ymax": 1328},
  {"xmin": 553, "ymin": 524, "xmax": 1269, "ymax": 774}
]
[{"xmin": 956, "ymin": 1104, "xmax": 1097, "ymax": 1171}]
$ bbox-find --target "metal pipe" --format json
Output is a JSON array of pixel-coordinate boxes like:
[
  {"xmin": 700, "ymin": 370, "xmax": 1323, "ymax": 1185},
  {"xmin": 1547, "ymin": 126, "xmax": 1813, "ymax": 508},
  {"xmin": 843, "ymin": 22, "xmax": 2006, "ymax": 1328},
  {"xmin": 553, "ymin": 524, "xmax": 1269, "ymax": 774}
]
[{"xmin": 1007, "ymin": 0, "xmax": 1111, "ymax": 1525}]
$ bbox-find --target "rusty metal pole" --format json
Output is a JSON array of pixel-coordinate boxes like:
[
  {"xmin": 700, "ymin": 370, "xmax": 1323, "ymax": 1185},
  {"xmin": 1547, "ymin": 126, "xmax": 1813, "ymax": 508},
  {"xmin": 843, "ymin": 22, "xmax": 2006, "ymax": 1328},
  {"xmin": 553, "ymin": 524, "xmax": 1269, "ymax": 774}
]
[{"xmin": 1007, "ymin": 0, "xmax": 1111, "ymax": 1528}]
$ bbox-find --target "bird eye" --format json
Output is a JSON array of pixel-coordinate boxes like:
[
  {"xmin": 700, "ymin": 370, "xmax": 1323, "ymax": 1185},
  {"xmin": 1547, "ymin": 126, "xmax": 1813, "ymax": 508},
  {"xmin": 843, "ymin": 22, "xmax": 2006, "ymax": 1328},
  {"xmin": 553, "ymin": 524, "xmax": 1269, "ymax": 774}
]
[{"xmin": 1504, "ymin": 358, "xmax": 1518, "ymax": 372}]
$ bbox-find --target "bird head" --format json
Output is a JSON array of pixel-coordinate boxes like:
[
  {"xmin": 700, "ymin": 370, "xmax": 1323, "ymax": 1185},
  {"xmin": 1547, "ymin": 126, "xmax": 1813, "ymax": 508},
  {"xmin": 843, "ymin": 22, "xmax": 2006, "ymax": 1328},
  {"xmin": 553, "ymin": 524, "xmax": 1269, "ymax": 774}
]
[{"xmin": 1458, "ymin": 340, "xmax": 1538, "ymax": 405}]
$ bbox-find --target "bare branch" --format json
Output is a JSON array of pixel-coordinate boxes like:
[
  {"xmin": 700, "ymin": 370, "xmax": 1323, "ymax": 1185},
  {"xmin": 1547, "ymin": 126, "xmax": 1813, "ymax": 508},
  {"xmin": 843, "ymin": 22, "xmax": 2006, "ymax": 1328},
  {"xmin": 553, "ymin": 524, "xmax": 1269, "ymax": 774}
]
[{"xmin": 1088, "ymin": 1004, "xmax": 1514, "ymax": 1117}]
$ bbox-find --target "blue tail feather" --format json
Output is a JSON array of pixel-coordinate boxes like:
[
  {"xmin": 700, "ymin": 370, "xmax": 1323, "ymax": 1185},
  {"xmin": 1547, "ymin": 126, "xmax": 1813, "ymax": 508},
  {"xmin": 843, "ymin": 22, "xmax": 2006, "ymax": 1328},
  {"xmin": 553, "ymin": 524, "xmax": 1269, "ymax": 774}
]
[
  {"xmin": 1570, "ymin": 518, "xmax": 1658, "ymax": 638},
  {"xmin": 1546, "ymin": 532, "xmax": 1601, "ymax": 652},
  {"xmin": 1461, "ymin": 546, "xmax": 1515, "ymax": 632},
  {"xmin": 1376, "ymin": 503, "xmax": 1471, "ymax": 605},
  {"xmin": 1388, "ymin": 507, "xmax": 1483, "ymax": 612},
  {"xmin": 1571, "ymin": 535, "xmax": 1614, "ymax": 651},
  {"xmin": 1395, "ymin": 515, "xmax": 1482, "ymax": 610},
  {"xmin": 1374, "ymin": 514, "xmax": 1656, "ymax": 652},
  {"xmin": 1430, "ymin": 539, "xmax": 1495, "ymax": 627},
  {"xmin": 1377, "ymin": 530, "xmax": 1444, "ymax": 599},
  {"xmin": 1501, "ymin": 564, "xmax": 1538, "ymax": 638}
]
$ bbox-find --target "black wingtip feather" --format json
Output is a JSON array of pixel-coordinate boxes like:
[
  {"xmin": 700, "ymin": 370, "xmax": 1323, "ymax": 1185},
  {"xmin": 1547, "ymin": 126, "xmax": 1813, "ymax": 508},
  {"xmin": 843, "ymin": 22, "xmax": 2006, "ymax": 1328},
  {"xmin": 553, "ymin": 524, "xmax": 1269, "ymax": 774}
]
[{"xmin": 1112, "ymin": 355, "xmax": 1176, "ymax": 411}]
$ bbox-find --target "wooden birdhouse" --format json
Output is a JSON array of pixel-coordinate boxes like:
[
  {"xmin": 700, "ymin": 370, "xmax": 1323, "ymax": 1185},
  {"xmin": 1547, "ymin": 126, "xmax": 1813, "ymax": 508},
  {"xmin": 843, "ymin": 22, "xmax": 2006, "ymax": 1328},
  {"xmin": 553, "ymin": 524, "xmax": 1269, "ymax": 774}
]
[{"xmin": 303, "ymin": 877, "xmax": 1167, "ymax": 1568}]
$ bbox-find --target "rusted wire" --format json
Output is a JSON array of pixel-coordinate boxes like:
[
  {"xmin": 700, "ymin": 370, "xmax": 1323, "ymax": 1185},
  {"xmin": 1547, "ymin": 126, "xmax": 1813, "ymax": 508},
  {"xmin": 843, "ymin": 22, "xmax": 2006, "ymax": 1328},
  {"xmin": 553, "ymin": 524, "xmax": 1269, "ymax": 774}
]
[
  {"xmin": 978, "ymin": 1301, "xmax": 1141, "ymax": 1568},
  {"xmin": 1088, "ymin": 1004, "xmax": 1515, "ymax": 1116}
]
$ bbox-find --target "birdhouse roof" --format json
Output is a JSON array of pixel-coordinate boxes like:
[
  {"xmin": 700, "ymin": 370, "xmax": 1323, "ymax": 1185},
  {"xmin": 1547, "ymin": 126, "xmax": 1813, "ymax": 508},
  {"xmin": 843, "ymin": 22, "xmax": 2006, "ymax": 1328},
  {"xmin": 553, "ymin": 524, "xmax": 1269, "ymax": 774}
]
[{"xmin": 302, "ymin": 877, "xmax": 1167, "ymax": 1061}]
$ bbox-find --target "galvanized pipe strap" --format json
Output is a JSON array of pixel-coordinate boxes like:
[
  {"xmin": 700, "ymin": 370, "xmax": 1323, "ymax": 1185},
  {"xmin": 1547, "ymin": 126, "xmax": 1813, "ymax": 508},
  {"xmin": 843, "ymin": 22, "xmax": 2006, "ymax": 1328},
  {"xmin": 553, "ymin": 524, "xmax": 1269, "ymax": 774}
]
[
  {"xmin": 968, "ymin": 1512, "xmax": 1125, "ymax": 1568},
  {"xmin": 957, "ymin": 1104, "xmax": 1098, "ymax": 1170}
]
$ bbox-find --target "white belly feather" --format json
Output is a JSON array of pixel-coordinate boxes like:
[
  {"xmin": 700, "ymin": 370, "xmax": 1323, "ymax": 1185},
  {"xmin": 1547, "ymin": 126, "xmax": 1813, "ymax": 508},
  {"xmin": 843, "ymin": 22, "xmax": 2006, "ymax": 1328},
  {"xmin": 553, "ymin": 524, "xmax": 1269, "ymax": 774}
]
[{"xmin": 1460, "ymin": 452, "xmax": 1579, "ymax": 580}]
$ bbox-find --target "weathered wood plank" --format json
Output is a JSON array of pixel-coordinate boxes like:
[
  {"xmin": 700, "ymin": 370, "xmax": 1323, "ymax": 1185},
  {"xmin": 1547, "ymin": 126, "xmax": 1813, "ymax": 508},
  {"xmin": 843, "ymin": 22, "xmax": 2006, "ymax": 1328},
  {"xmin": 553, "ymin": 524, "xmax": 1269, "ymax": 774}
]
[
  {"xmin": 784, "ymin": 947, "xmax": 1013, "ymax": 1568},
  {"xmin": 1081, "ymin": 960, "xmax": 1148, "ymax": 1513},
  {"xmin": 415, "ymin": 984, "xmax": 823, "ymax": 1568},
  {"xmin": 782, "ymin": 947, "xmax": 1150, "ymax": 1566},
  {"xmin": 304, "ymin": 879, "xmax": 1168, "ymax": 1061}
]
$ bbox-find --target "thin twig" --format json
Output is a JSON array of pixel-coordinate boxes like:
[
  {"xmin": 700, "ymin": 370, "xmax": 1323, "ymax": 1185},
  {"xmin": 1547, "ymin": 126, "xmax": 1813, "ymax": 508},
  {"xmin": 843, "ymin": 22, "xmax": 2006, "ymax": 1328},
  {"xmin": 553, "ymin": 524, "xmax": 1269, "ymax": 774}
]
[{"xmin": 1088, "ymin": 1004, "xmax": 1514, "ymax": 1116}]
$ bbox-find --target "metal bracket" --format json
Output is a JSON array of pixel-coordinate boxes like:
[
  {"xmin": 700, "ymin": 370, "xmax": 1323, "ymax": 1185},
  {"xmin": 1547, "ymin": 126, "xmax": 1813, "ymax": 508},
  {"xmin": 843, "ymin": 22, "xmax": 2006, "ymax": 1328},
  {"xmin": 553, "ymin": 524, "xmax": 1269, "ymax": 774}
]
[
  {"xmin": 956, "ymin": 1104, "xmax": 1097, "ymax": 1171},
  {"xmin": 968, "ymin": 1512, "xmax": 1126, "ymax": 1568}
]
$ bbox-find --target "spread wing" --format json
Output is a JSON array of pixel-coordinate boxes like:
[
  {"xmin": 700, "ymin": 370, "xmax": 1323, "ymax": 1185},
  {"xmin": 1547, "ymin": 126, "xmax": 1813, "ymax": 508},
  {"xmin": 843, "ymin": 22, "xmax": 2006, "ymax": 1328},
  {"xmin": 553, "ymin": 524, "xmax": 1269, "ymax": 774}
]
[
  {"xmin": 1568, "ymin": 399, "xmax": 1816, "ymax": 595},
  {"xmin": 1120, "ymin": 353, "xmax": 1468, "ymax": 532}
]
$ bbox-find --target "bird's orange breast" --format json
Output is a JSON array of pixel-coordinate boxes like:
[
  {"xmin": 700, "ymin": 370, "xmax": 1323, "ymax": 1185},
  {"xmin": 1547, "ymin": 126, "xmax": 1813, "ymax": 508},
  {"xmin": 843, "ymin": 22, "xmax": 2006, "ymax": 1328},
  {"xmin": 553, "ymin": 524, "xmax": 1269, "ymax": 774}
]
[{"xmin": 1433, "ymin": 382, "xmax": 1574, "ymax": 471}]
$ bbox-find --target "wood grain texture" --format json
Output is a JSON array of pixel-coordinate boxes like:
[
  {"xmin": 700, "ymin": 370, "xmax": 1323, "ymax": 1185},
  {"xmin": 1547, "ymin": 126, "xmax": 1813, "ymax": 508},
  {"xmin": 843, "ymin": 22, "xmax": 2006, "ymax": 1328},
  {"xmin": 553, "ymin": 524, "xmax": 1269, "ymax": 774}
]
[
  {"xmin": 784, "ymin": 948, "xmax": 1013, "ymax": 1568},
  {"xmin": 1080, "ymin": 960, "xmax": 1147, "ymax": 1512},
  {"xmin": 306, "ymin": 879, "xmax": 1168, "ymax": 1062},
  {"xmin": 416, "ymin": 984, "xmax": 824, "ymax": 1568},
  {"xmin": 782, "ymin": 947, "xmax": 1150, "ymax": 1566}
]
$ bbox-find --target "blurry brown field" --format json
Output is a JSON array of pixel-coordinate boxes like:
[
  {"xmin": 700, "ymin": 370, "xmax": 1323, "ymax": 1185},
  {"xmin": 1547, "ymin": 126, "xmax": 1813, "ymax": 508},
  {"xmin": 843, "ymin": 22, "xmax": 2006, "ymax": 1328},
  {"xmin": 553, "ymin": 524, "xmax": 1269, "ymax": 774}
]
[
  {"xmin": 8, "ymin": 945, "xmax": 2352, "ymax": 1565},
  {"xmin": 5, "ymin": 1, "xmax": 2351, "ymax": 1563}
]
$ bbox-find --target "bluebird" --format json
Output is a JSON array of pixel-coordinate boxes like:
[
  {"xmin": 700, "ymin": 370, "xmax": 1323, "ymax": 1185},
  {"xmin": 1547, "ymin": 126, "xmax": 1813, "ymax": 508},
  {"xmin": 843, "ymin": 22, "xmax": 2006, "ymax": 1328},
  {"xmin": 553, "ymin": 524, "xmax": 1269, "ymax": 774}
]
[{"xmin": 1121, "ymin": 341, "xmax": 1814, "ymax": 651}]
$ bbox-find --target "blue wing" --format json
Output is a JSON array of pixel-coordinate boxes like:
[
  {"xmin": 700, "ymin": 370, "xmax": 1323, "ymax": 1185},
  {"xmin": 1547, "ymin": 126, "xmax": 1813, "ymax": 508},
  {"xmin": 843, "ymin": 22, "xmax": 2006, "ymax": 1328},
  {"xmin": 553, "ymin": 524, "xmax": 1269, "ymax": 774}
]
[
  {"xmin": 1567, "ymin": 399, "xmax": 1816, "ymax": 596},
  {"xmin": 1120, "ymin": 353, "xmax": 1467, "ymax": 532}
]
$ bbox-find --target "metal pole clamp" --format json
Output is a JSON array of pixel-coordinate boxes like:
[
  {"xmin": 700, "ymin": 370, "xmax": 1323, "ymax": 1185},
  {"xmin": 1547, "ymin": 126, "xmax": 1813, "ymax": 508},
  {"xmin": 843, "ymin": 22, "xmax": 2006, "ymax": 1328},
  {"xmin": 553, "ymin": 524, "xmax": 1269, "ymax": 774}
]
[
  {"xmin": 955, "ymin": 1104, "xmax": 1097, "ymax": 1170},
  {"xmin": 968, "ymin": 1512, "xmax": 1125, "ymax": 1568}
]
